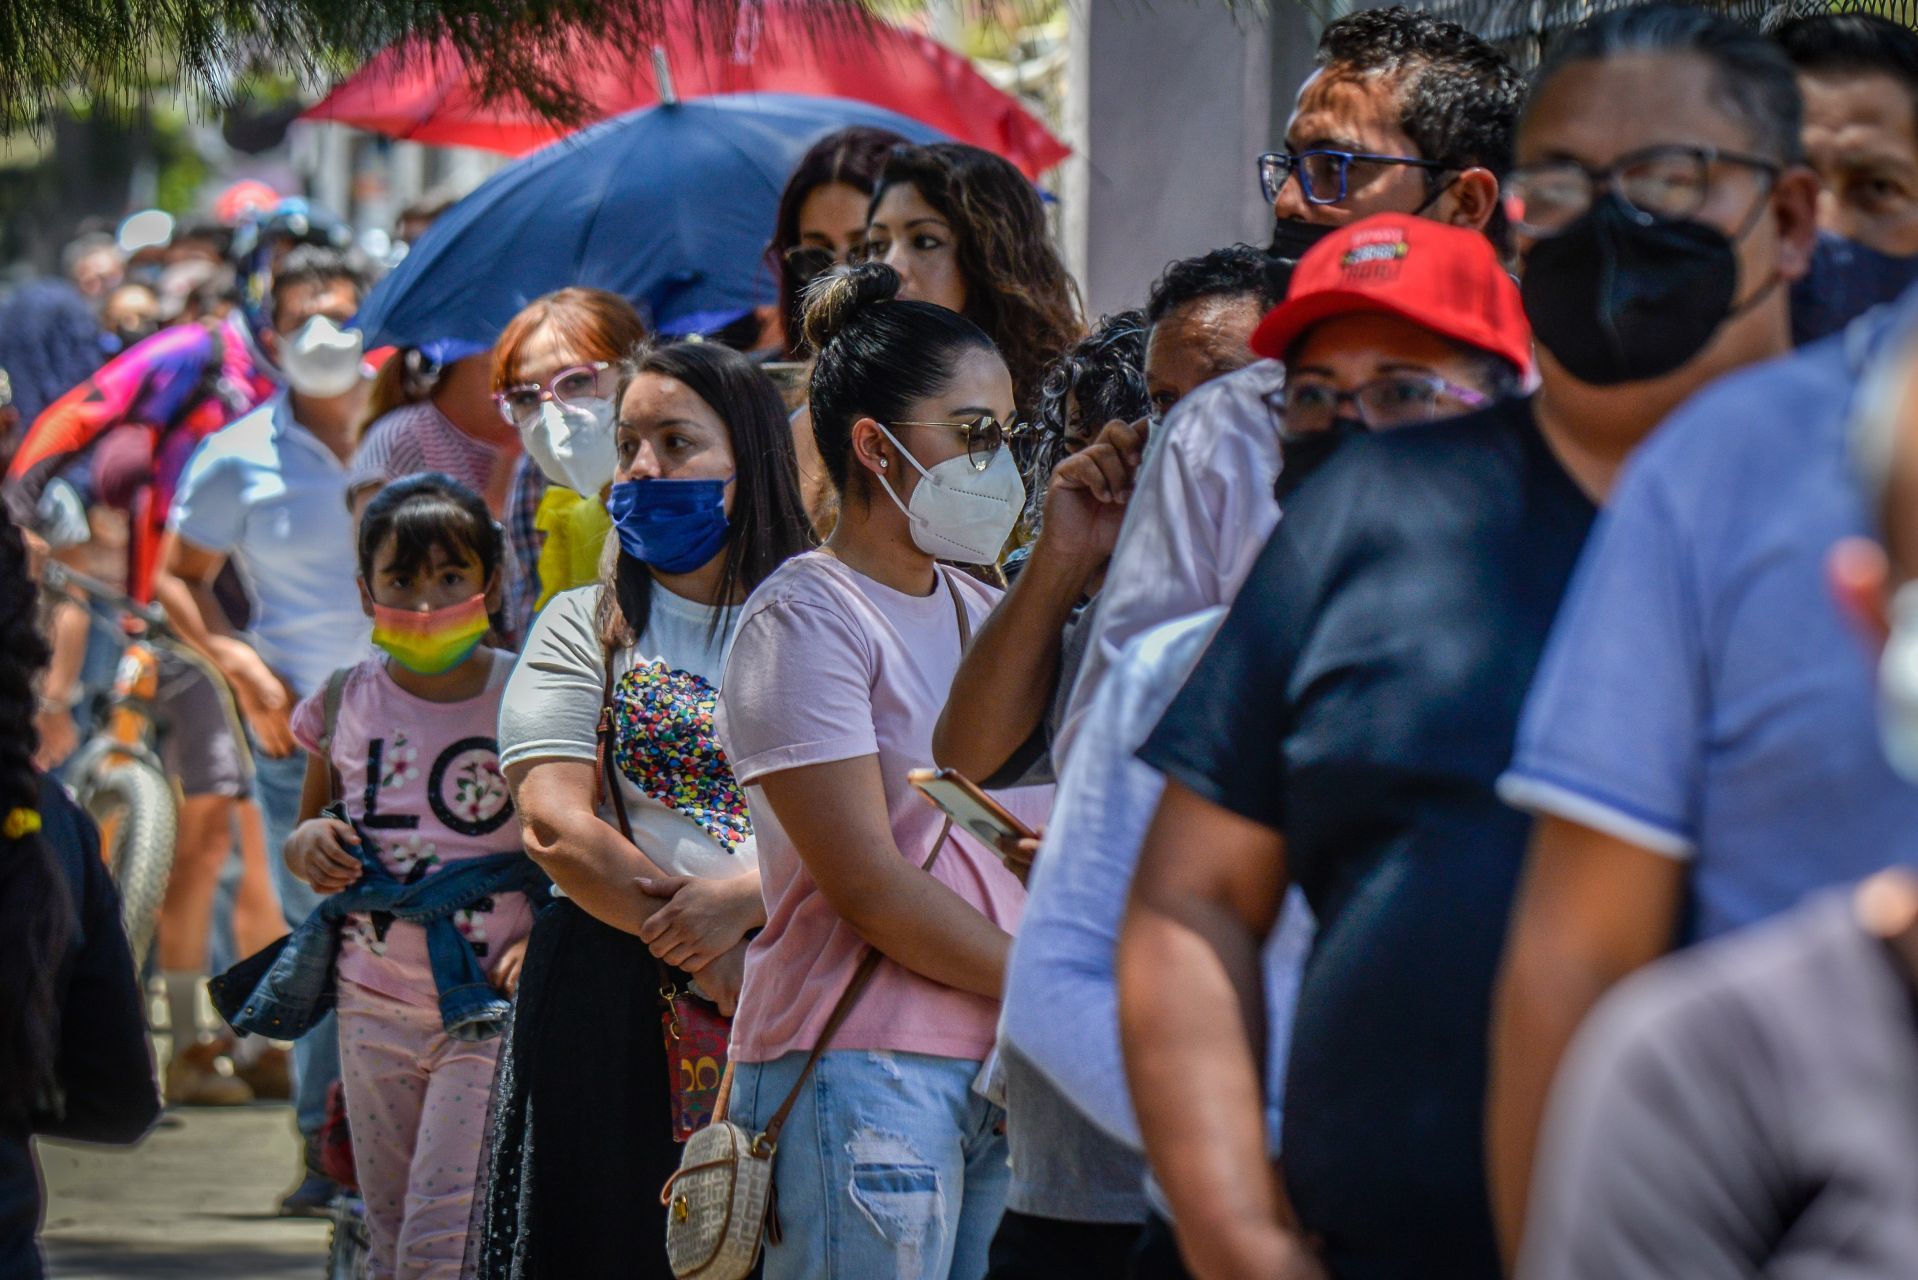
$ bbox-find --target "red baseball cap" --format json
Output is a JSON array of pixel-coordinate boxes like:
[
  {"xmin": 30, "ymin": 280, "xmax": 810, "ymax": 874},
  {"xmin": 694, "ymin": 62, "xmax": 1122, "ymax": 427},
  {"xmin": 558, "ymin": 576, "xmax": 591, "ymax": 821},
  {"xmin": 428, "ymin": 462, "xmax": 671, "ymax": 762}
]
[{"xmin": 1250, "ymin": 215, "xmax": 1532, "ymax": 378}]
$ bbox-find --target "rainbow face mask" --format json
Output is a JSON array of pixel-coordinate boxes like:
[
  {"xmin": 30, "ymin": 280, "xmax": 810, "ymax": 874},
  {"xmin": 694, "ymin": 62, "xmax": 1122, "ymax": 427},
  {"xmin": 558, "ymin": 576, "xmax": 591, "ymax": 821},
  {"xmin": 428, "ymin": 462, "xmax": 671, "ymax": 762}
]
[{"xmin": 370, "ymin": 593, "xmax": 490, "ymax": 675}]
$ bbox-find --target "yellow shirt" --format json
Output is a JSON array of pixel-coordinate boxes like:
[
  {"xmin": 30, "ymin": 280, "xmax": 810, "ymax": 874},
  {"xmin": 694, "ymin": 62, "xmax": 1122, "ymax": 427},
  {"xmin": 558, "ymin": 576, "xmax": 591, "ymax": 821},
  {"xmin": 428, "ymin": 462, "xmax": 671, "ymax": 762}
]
[{"xmin": 533, "ymin": 487, "xmax": 613, "ymax": 613}]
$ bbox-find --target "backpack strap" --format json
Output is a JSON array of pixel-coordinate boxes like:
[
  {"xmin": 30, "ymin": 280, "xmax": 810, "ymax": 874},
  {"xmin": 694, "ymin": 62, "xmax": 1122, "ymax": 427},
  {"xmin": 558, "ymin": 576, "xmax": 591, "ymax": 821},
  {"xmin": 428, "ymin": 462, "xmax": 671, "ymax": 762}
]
[{"xmin": 316, "ymin": 666, "xmax": 351, "ymax": 805}]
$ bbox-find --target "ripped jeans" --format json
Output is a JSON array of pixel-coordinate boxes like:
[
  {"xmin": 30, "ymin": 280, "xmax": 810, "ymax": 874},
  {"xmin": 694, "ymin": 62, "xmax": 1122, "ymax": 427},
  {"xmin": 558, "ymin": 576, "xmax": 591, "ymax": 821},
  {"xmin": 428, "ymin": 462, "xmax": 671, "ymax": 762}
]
[{"xmin": 731, "ymin": 1050, "xmax": 1011, "ymax": 1280}]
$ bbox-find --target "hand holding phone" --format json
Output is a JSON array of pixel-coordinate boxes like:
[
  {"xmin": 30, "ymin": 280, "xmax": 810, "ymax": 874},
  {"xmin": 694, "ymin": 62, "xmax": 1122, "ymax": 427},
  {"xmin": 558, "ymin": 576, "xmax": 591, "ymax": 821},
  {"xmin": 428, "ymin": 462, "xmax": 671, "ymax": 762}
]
[{"xmin": 907, "ymin": 767, "xmax": 1039, "ymax": 882}]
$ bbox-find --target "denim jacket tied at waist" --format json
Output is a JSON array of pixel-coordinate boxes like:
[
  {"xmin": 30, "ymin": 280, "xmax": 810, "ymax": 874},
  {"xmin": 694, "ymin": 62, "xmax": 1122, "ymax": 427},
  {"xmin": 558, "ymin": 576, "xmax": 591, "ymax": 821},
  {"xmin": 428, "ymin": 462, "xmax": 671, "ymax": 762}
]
[{"xmin": 212, "ymin": 836, "xmax": 550, "ymax": 1043}]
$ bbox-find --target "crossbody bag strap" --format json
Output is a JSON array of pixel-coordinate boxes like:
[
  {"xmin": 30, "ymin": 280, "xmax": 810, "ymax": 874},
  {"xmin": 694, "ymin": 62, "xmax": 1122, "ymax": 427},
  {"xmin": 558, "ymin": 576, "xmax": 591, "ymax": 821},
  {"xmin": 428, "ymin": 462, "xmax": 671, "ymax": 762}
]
[{"xmin": 749, "ymin": 569, "xmax": 975, "ymax": 1150}]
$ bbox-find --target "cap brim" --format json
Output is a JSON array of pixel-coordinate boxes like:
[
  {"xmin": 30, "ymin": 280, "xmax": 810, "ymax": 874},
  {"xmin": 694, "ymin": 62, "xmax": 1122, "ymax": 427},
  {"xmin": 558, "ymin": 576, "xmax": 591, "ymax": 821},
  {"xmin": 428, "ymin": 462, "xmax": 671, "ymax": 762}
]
[{"xmin": 1251, "ymin": 289, "xmax": 1445, "ymax": 363}]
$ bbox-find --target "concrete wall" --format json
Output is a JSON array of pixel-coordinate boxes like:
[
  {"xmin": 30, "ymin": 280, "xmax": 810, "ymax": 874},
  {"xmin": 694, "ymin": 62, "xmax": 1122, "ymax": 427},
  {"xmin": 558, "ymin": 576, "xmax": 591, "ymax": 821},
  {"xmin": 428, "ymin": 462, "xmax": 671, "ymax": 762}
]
[{"xmin": 1062, "ymin": 0, "xmax": 1324, "ymax": 318}]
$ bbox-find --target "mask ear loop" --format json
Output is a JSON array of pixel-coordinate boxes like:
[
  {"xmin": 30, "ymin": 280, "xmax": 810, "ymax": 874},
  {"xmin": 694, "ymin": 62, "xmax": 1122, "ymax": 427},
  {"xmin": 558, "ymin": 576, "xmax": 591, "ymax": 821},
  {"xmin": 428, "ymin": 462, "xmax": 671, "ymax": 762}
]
[{"xmin": 869, "ymin": 422, "xmax": 935, "ymax": 526}]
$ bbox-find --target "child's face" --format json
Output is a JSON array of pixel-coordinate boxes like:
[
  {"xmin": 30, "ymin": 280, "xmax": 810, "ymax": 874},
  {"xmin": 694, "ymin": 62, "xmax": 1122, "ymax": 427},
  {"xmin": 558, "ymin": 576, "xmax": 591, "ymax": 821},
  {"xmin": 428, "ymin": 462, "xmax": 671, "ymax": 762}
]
[{"xmin": 361, "ymin": 537, "xmax": 489, "ymax": 616}]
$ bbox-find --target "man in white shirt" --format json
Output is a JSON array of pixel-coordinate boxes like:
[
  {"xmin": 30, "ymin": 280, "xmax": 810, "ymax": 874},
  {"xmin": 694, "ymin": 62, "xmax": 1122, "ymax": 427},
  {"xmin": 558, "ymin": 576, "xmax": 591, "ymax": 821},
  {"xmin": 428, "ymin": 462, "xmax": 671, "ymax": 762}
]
[
  {"xmin": 1053, "ymin": 7, "xmax": 1523, "ymax": 761},
  {"xmin": 153, "ymin": 244, "xmax": 372, "ymax": 1215}
]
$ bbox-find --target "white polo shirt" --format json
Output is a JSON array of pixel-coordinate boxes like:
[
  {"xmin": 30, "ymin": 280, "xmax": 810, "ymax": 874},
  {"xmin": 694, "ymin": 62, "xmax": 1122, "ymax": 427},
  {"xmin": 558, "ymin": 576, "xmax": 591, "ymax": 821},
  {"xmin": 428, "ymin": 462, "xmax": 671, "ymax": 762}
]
[{"xmin": 169, "ymin": 392, "xmax": 370, "ymax": 699}]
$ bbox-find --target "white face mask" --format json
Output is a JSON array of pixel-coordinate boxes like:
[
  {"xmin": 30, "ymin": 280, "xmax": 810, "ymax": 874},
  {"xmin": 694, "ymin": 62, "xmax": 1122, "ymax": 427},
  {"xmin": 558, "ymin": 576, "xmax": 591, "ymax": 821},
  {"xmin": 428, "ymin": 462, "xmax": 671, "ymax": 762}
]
[
  {"xmin": 522, "ymin": 397, "xmax": 618, "ymax": 496},
  {"xmin": 873, "ymin": 422, "xmax": 1026, "ymax": 564},
  {"xmin": 277, "ymin": 315, "xmax": 365, "ymax": 398},
  {"xmin": 1881, "ymin": 581, "xmax": 1918, "ymax": 782}
]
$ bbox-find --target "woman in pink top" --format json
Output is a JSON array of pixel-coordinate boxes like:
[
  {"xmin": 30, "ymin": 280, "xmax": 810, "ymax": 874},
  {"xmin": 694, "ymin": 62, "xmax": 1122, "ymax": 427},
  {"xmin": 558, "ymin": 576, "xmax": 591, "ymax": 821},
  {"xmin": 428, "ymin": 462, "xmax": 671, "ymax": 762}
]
[{"xmin": 717, "ymin": 263, "xmax": 1048, "ymax": 1280}]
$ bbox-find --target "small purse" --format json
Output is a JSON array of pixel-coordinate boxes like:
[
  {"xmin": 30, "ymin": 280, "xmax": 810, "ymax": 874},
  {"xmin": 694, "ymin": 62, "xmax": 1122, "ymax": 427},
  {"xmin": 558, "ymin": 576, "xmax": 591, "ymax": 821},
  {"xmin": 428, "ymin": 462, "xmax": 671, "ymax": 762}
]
[
  {"xmin": 595, "ymin": 648, "xmax": 734, "ymax": 1144},
  {"xmin": 657, "ymin": 570, "xmax": 972, "ymax": 1280}
]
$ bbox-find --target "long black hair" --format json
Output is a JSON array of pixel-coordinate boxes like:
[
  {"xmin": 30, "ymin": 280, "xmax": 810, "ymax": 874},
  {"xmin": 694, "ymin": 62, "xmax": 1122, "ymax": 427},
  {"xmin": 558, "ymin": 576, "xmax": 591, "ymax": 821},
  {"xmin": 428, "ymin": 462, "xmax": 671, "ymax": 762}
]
[
  {"xmin": 0, "ymin": 515, "xmax": 75, "ymax": 1127},
  {"xmin": 767, "ymin": 126, "xmax": 908, "ymax": 359},
  {"xmin": 598, "ymin": 341, "xmax": 816, "ymax": 649},
  {"xmin": 802, "ymin": 261, "xmax": 999, "ymax": 501}
]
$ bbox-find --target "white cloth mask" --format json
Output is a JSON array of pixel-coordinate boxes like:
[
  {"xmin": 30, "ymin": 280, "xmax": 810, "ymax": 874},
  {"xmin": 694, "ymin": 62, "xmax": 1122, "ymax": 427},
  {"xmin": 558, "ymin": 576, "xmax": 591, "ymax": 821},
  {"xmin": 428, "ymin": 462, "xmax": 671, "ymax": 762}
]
[
  {"xmin": 1881, "ymin": 581, "xmax": 1918, "ymax": 782},
  {"xmin": 522, "ymin": 397, "xmax": 618, "ymax": 495},
  {"xmin": 277, "ymin": 315, "xmax": 365, "ymax": 398},
  {"xmin": 873, "ymin": 422, "xmax": 1026, "ymax": 564}
]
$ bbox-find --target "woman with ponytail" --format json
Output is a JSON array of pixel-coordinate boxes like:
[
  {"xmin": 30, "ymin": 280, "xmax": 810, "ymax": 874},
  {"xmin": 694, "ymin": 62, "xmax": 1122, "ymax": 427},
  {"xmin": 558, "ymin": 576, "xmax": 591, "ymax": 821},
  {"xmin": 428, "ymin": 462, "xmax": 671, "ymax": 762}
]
[
  {"xmin": 712, "ymin": 263, "xmax": 1050, "ymax": 1279},
  {"xmin": 472, "ymin": 340, "xmax": 812, "ymax": 1278},
  {"xmin": 0, "ymin": 514, "xmax": 158, "ymax": 1279}
]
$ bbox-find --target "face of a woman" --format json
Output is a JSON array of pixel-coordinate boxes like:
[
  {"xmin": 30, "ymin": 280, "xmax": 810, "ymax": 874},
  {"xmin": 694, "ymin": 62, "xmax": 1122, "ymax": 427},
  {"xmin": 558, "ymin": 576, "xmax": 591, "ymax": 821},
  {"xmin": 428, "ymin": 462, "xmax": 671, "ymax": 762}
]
[
  {"xmin": 616, "ymin": 372, "xmax": 738, "ymax": 517},
  {"xmin": 867, "ymin": 182, "xmax": 968, "ymax": 314},
  {"xmin": 797, "ymin": 181, "xmax": 873, "ymax": 267},
  {"xmin": 880, "ymin": 346, "xmax": 1016, "ymax": 501},
  {"xmin": 509, "ymin": 321, "xmax": 595, "ymax": 393}
]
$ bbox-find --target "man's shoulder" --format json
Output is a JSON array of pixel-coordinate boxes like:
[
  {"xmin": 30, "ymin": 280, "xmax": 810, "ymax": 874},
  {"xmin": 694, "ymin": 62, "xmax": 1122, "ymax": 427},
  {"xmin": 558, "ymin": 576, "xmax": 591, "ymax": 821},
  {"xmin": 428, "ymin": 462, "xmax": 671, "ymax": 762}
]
[
  {"xmin": 1574, "ymin": 891, "xmax": 1864, "ymax": 1091},
  {"xmin": 195, "ymin": 397, "xmax": 283, "ymax": 459},
  {"xmin": 1633, "ymin": 338, "xmax": 1856, "ymax": 489}
]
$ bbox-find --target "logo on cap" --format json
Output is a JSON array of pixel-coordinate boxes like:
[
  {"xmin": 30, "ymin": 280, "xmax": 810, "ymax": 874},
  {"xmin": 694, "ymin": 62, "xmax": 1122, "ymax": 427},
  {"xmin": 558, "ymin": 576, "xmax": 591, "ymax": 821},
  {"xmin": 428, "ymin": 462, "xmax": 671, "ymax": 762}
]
[{"xmin": 1340, "ymin": 225, "xmax": 1411, "ymax": 283}]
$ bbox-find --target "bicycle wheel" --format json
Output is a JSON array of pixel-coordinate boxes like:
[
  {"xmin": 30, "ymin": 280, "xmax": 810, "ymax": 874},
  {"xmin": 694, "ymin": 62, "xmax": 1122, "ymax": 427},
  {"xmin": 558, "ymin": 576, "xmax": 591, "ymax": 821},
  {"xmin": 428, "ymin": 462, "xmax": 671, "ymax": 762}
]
[{"xmin": 83, "ymin": 759, "xmax": 178, "ymax": 971}]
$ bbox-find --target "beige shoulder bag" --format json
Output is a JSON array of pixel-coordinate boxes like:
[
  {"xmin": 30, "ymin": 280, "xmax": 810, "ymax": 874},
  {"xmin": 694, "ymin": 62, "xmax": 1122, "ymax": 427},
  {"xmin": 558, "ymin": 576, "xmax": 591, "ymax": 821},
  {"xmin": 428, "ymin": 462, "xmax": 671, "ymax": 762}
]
[{"xmin": 660, "ymin": 570, "xmax": 973, "ymax": 1280}]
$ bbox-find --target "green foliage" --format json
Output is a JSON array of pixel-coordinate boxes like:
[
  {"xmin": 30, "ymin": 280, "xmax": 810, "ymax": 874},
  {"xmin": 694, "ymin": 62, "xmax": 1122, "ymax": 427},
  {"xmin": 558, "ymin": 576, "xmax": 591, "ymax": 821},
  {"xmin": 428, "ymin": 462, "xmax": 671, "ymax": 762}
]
[{"xmin": 0, "ymin": 0, "xmax": 893, "ymax": 134}]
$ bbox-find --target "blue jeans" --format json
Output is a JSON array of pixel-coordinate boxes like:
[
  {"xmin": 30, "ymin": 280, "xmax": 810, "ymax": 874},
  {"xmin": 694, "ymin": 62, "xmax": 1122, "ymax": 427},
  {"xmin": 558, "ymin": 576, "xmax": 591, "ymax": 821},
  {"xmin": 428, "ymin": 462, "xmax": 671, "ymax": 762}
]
[
  {"xmin": 732, "ymin": 1050, "xmax": 1010, "ymax": 1280},
  {"xmin": 255, "ymin": 746, "xmax": 335, "ymax": 1143}
]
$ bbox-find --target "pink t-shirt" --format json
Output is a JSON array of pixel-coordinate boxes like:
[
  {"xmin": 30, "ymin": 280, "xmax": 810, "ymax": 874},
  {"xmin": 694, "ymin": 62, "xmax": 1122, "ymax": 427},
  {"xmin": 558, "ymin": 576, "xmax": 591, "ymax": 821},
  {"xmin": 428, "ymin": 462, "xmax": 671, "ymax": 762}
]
[
  {"xmin": 716, "ymin": 552, "xmax": 1048, "ymax": 1064},
  {"xmin": 290, "ymin": 650, "xmax": 533, "ymax": 1007}
]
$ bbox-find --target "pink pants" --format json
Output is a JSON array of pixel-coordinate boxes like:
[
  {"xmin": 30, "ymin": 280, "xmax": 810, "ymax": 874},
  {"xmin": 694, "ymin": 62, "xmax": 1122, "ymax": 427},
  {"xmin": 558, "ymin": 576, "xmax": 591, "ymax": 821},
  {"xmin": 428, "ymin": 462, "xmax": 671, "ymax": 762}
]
[{"xmin": 337, "ymin": 977, "xmax": 501, "ymax": 1280}]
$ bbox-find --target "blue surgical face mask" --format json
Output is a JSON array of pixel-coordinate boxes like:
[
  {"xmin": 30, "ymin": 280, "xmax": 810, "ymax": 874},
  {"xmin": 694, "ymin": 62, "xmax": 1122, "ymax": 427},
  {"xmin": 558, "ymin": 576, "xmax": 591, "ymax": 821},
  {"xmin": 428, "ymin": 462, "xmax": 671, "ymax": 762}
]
[
  {"xmin": 1791, "ymin": 230, "xmax": 1918, "ymax": 347},
  {"xmin": 606, "ymin": 476, "xmax": 733, "ymax": 574}
]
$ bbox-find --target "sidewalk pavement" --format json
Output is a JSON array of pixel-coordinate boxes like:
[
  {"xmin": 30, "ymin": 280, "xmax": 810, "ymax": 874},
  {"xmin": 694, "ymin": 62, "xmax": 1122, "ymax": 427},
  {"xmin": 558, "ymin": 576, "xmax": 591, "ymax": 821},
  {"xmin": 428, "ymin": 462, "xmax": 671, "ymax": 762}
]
[{"xmin": 38, "ymin": 1105, "xmax": 329, "ymax": 1279}]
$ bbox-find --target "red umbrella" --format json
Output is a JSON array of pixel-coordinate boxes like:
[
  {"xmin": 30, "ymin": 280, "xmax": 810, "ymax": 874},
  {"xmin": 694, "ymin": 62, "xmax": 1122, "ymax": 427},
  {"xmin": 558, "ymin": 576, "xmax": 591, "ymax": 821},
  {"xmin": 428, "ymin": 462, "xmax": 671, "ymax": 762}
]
[{"xmin": 304, "ymin": 0, "xmax": 1069, "ymax": 177}]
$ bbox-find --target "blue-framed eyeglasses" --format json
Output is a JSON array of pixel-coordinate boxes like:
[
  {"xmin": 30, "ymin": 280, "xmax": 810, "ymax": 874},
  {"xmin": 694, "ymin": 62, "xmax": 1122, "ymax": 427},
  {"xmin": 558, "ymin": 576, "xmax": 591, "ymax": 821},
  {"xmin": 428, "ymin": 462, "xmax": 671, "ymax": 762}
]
[{"xmin": 1258, "ymin": 149, "xmax": 1449, "ymax": 206}]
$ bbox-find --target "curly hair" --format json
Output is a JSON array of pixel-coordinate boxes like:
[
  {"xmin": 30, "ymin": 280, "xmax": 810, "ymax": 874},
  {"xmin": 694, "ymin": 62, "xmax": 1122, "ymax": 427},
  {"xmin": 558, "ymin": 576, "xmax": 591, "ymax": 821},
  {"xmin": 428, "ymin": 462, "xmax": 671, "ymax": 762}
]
[
  {"xmin": 872, "ymin": 143, "xmax": 1084, "ymax": 418},
  {"xmin": 1317, "ymin": 7, "xmax": 1525, "ymax": 252},
  {"xmin": 0, "ymin": 515, "xmax": 73, "ymax": 1126},
  {"xmin": 1025, "ymin": 310, "xmax": 1150, "ymax": 527},
  {"xmin": 1144, "ymin": 246, "xmax": 1290, "ymax": 328}
]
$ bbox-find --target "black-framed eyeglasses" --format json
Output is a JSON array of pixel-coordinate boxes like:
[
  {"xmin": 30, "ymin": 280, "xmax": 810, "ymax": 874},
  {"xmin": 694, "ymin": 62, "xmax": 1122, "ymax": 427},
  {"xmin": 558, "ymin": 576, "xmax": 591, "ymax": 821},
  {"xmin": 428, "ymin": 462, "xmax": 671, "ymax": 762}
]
[
  {"xmin": 1281, "ymin": 373, "xmax": 1487, "ymax": 434},
  {"xmin": 492, "ymin": 361, "xmax": 616, "ymax": 427},
  {"xmin": 1258, "ymin": 149, "xmax": 1449, "ymax": 206},
  {"xmin": 1503, "ymin": 144, "xmax": 1781, "ymax": 239},
  {"xmin": 889, "ymin": 415, "xmax": 1034, "ymax": 471}
]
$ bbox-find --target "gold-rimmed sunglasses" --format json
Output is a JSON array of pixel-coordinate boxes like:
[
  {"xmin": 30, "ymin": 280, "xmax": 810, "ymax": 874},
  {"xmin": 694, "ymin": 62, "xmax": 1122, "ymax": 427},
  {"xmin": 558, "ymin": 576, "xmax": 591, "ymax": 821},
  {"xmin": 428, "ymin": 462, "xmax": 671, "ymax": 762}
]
[{"xmin": 888, "ymin": 415, "xmax": 1034, "ymax": 471}]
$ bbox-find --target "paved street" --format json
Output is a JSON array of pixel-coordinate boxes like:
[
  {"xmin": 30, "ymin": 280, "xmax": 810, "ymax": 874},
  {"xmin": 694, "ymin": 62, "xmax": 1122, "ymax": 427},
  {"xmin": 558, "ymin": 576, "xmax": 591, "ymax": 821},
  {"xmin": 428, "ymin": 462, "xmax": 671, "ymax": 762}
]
[{"xmin": 38, "ymin": 1106, "xmax": 329, "ymax": 1279}]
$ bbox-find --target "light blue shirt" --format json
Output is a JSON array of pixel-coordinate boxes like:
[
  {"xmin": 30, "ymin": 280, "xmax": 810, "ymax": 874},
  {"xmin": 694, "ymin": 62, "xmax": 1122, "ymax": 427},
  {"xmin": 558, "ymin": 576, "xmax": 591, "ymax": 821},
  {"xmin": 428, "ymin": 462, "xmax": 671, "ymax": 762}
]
[
  {"xmin": 169, "ymin": 393, "xmax": 370, "ymax": 699},
  {"xmin": 1002, "ymin": 608, "xmax": 1313, "ymax": 1169},
  {"xmin": 1501, "ymin": 308, "xmax": 1918, "ymax": 941}
]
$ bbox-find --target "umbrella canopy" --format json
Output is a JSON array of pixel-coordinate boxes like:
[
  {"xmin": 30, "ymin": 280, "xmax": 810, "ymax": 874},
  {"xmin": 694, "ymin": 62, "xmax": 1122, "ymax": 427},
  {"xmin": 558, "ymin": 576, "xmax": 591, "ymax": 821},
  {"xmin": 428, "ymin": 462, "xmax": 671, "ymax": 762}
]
[
  {"xmin": 305, "ymin": 0, "xmax": 1067, "ymax": 178},
  {"xmin": 352, "ymin": 93, "xmax": 944, "ymax": 350}
]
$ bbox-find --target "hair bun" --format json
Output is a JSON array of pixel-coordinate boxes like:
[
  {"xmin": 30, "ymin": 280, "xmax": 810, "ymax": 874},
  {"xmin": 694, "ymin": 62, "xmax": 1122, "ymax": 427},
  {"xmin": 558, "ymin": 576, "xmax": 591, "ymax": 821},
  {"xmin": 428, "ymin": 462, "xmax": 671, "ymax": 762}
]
[{"xmin": 800, "ymin": 262, "xmax": 902, "ymax": 353}]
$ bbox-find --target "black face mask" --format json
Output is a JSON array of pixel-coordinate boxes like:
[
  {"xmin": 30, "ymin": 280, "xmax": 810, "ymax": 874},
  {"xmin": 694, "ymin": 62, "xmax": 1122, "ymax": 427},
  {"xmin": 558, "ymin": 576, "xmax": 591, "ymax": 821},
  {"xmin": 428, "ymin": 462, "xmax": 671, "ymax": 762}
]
[
  {"xmin": 1269, "ymin": 217, "xmax": 1338, "ymax": 266},
  {"xmin": 1522, "ymin": 194, "xmax": 1752, "ymax": 386},
  {"xmin": 1277, "ymin": 418, "xmax": 1367, "ymax": 497}
]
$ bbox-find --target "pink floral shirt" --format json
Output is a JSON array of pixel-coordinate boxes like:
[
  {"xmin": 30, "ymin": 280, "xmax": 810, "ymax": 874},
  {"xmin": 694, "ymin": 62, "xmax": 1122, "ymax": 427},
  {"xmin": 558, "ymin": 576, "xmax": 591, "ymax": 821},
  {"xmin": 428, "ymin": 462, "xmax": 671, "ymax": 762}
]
[{"xmin": 291, "ymin": 650, "xmax": 532, "ymax": 1006}]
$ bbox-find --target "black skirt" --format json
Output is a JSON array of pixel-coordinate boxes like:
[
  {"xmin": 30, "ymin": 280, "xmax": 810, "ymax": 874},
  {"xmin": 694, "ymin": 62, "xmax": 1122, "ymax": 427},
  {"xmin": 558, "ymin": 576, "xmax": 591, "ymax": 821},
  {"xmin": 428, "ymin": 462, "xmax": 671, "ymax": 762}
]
[{"xmin": 468, "ymin": 899, "xmax": 681, "ymax": 1279}]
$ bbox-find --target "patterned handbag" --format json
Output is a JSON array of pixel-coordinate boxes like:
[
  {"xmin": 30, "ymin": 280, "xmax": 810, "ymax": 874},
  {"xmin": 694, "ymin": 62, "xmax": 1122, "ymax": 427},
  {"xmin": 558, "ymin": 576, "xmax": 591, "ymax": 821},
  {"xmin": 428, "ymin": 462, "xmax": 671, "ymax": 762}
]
[
  {"xmin": 656, "ymin": 570, "xmax": 972, "ymax": 1280},
  {"xmin": 595, "ymin": 649, "xmax": 734, "ymax": 1144},
  {"xmin": 658, "ymin": 965, "xmax": 730, "ymax": 1141}
]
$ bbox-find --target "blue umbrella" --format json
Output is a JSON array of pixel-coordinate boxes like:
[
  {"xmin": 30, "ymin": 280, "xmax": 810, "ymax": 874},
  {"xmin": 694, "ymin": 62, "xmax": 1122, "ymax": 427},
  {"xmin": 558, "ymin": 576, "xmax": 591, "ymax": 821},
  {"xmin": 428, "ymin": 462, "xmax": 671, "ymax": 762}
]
[{"xmin": 355, "ymin": 93, "xmax": 944, "ymax": 348}]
